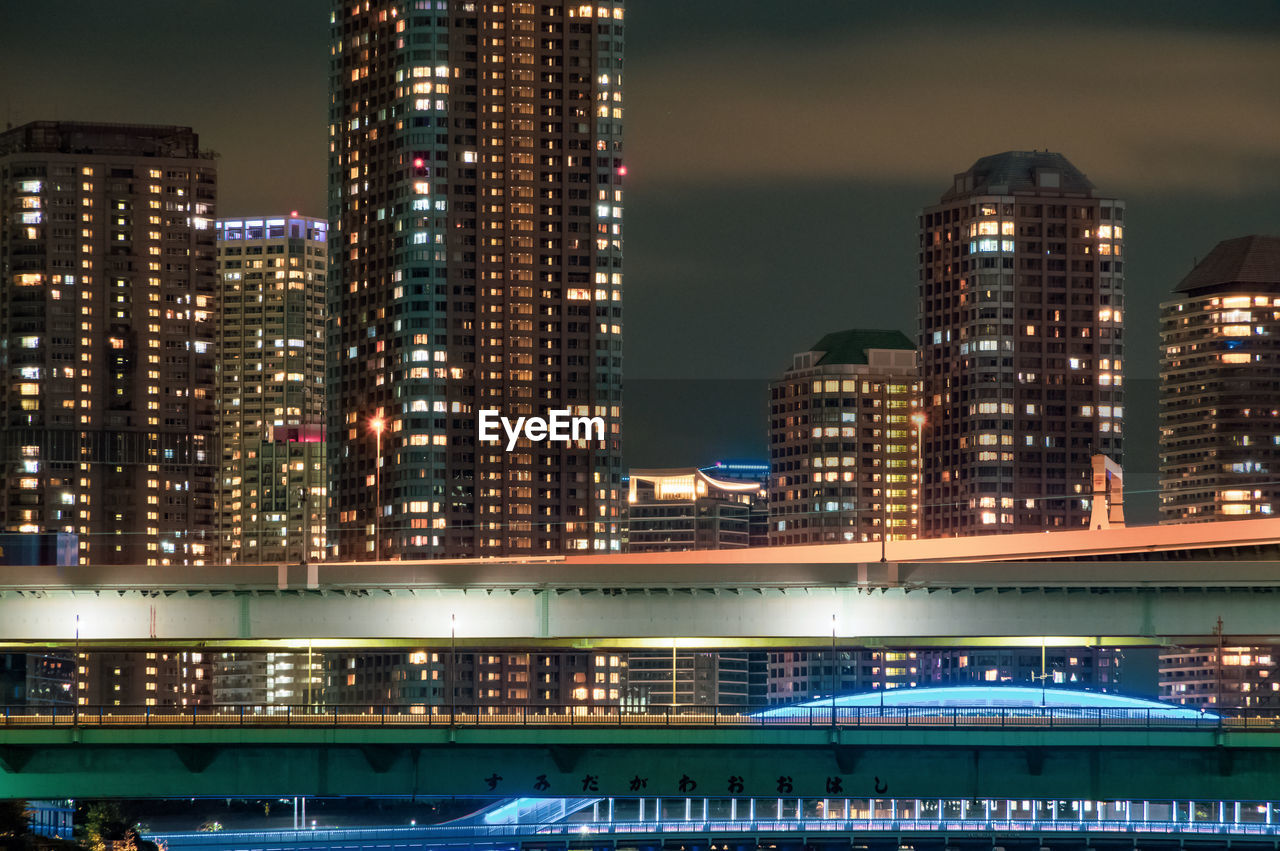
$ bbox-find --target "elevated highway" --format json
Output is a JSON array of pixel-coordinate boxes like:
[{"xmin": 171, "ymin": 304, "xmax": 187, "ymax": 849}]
[{"xmin": 2, "ymin": 560, "xmax": 1279, "ymax": 649}]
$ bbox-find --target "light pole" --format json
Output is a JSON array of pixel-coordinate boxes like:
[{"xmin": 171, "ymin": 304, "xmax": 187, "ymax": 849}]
[
  {"xmin": 370, "ymin": 415, "xmax": 384, "ymax": 561},
  {"xmin": 670, "ymin": 639, "xmax": 678, "ymax": 708},
  {"xmin": 830, "ymin": 613, "xmax": 837, "ymax": 728},
  {"xmin": 1036, "ymin": 637, "xmax": 1049, "ymax": 707},
  {"xmin": 449, "ymin": 612, "xmax": 457, "ymax": 724},
  {"xmin": 73, "ymin": 614, "xmax": 80, "ymax": 726},
  {"xmin": 910, "ymin": 413, "xmax": 926, "ymax": 539}
]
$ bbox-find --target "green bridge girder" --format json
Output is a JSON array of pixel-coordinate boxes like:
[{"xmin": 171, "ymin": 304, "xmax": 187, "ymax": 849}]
[{"xmin": 3, "ymin": 725, "xmax": 1279, "ymax": 800}]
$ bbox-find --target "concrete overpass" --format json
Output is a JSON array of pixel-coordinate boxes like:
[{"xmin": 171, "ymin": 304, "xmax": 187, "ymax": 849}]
[{"xmin": 1, "ymin": 560, "xmax": 1279, "ymax": 650}]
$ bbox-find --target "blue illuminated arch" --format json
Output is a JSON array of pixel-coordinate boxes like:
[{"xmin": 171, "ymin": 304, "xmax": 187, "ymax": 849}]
[{"xmin": 758, "ymin": 685, "xmax": 1213, "ymax": 720}]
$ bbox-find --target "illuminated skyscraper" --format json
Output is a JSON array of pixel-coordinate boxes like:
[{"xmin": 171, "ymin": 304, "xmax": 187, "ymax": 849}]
[
  {"xmin": 0, "ymin": 121, "xmax": 218, "ymax": 565},
  {"xmin": 1159, "ymin": 235, "xmax": 1280, "ymax": 522},
  {"xmin": 918, "ymin": 151, "xmax": 1124, "ymax": 536},
  {"xmin": 327, "ymin": 1, "xmax": 625, "ymax": 560},
  {"xmin": 216, "ymin": 215, "xmax": 328, "ymax": 563},
  {"xmin": 768, "ymin": 329, "xmax": 921, "ymax": 546}
]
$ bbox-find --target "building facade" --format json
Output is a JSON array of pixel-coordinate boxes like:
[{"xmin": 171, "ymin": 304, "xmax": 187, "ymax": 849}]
[
  {"xmin": 79, "ymin": 650, "xmax": 213, "ymax": 707},
  {"xmin": 327, "ymin": 1, "xmax": 625, "ymax": 560},
  {"xmin": 767, "ymin": 647, "xmax": 1122, "ymax": 707},
  {"xmin": 216, "ymin": 215, "xmax": 328, "ymax": 563},
  {"xmin": 626, "ymin": 467, "xmax": 766, "ymax": 552},
  {"xmin": 1160, "ymin": 646, "xmax": 1280, "ymax": 710},
  {"xmin": 213, "ymin": 651, "xmax": 325, "ymax": 706},
  {"xmin": 0, "ymin": 652, "xmax": 73, "ymax": 707},
  {"xmin": 624, "ymin": 650, "xmax": 764, "ymax": 709},
  {"xmin": 1159, "ymin": 235, "xmax": 1280, "ymax": 523},
  {"xmin": 769, "ymin": 329, "xmax": 921, "ymax": 546},
  {"xmin": 919, "ymin": 151, "xmax": 1124, "ymax": 537},
  {"xmin": 0, "ymin": 121, "xmax": 218, "ymax": 564},
  {"xmin": 324, "ymin": 649, "xmax": 625, "ymax": 712}
]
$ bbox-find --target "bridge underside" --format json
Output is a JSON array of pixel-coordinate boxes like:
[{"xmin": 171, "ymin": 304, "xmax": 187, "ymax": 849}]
[{"xmin": 4, "ymin": 727, "xmax": 1280, "ymax": 800}]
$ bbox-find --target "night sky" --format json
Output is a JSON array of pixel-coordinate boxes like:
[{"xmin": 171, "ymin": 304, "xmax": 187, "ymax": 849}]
[{"xmin": 4, "ymin": 1, "xmax": 1279, "ymax": 522}]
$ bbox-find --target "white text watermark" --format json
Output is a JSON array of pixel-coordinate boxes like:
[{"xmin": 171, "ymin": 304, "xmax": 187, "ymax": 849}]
[{"xmin": 477, "ymin": 409, "xmax": 605, "ymax": 451}]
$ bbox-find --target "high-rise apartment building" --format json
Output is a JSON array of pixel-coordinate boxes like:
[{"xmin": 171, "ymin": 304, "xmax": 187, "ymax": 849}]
[
  {"xmin": 213, "ymin": 651, "xmax": 325, "ymax": 706},
  {"xmin": 769, "ymin": 329, "xmax": 921, "ymax": 546},
  {"xmin": 327, "ymin": 1, "xmax": 625, "ymax": 560},
  {"xmin": 0, "ymin": 121, "xmax": 218, "ymax": 564},
  {"xmin": 1160, "ymin": 645, "xmax": 1280, "ymax": 709},
  {"xmin": 919, "ymin": 151, "xmax": 1124, "ymax": 536},
  {"xmin": 80, "ymin": 650, "xmax": 213, "ymax": 708},
  {"xmin": 1159, "ymin": 235, "xmax": 1280, "ymax": 523},
  {"xmin": 216, "ymin": 215, "xmax": 328, "ymax": 563},
  {"xmin": 626, "ymin": 467, "xmax": 766, "ymax": 552}
]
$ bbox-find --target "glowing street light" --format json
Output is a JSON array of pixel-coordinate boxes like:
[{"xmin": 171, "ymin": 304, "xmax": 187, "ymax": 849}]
[
  {"xmin": 450, "ymin": 612, "xmax": 458, "ymax": 724},
  {"xmin": 830, "ymin": 613, "xmax": 838, "ymax": 727}
]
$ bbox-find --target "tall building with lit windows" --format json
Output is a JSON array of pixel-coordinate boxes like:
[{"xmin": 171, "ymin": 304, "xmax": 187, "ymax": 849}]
[
  {"xmin": 1160, "ymin": 645, "xmax": 1280, "ymax": 709},
  {"xmin": 216, "ymin": 215, "xmax": 328, "ymax": 563},
  {"xmin": 1159, "ymin": 236, "xmax": 1280, "ymax": 523},
  {"xmin": 918, "ymin": 151, "xmax": 1124, "ymax": 537},
  {"xmin": 323, "ymin": 649, "xmax": 624, "ymax": 711},
  {"xmin": 213, "ymin": 651, "xmax": 325, "ymax": 706},
  {"xmin": 0, "ymin": 121, "xmax": 218, "ymax": 565},
  {"xmin": 768, "ymin": 329, "xmax": 921, "ymax": 546},
  {"xmin": 327, "ymin": 1, "xmax": 625, "ymax": 560},
  {"xmin": 81, "ymin": 650, "xmax": 213, "ymax": 708}
]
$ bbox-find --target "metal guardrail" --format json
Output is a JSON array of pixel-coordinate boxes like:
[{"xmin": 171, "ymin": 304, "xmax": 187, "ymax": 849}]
[
  {"xmin": 147, "ymin": 817, "xmax": 1280, "ymax": 844},
  {"xmin": 2, "ymin": 704, "xmax": 1273, "ymax": 730}
]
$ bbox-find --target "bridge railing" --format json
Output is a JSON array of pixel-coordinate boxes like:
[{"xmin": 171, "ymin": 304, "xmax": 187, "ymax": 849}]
[
  {"xmin": 147, "ymin": 818, "xmax": 1280, "ymax": 844},
  {"xmin": 2, "ymin": 703, "xmax": 1274, "ymax": 730}
]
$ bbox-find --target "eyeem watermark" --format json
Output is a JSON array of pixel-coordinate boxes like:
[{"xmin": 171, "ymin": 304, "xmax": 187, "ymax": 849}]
[{"xmin": 478, "ymin": 409, "xmax": 604, "ymax": 451}]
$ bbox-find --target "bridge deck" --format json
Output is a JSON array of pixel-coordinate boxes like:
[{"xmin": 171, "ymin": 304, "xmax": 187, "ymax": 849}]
[{"xmin": 4, "ymin": 561, "xmax": 1280, "ymax": 648}]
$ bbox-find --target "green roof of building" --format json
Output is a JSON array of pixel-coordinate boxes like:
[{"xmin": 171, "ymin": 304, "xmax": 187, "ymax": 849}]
[{"xmin": 809, "ymin": 329, "xmax": 915, "ymax": 366}]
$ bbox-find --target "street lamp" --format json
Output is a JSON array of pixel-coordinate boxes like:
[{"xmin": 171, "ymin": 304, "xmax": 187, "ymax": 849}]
[
  {"xmin": 370, "ymin": 415, "xmax": 384, "ymax": 562},
  {"xmin": 910, "ymin": 413, "xmax": 926, "ymax": 539},
  {"xmin": 449, "ymin": 612, "xmax": 457, "ymax": 724},
  {"xmin": 74, "ymin": 614, "xmax": 80, "ymax": 726},
  {"xmin": 830, "ymin": 613, "xmax": 837, "ymax": 728}
]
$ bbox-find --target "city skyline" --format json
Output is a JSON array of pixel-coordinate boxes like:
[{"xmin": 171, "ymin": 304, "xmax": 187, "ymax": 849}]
[
  {"xmin": 4, "ymin": 2, "xmax": 1280, "ymax": 840},
  {"xmin": 3, "ymin": 4, "xmax": 1277, "ymax": 521}
]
